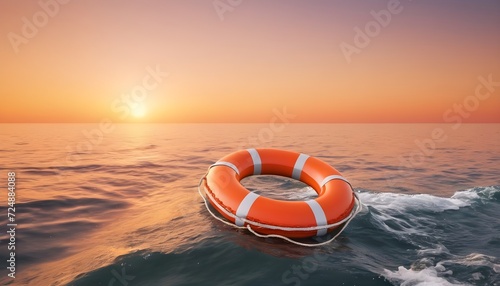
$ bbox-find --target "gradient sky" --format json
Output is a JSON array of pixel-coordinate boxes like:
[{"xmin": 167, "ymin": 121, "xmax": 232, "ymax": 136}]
[{"xmin": 1, "ymin": 0, "xmax": 499, "ymax": 123}]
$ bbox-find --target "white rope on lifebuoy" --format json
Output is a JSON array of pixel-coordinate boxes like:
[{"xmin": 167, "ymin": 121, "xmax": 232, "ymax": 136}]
[{"xmin": 197, "ymin": 173, "xmax": 363, "ymax": 247}]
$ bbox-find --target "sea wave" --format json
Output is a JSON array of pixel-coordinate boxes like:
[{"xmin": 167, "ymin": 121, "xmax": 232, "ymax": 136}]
[{"xmin": 360, "ymin": 186, "xmax": 500, "ymax": 286}]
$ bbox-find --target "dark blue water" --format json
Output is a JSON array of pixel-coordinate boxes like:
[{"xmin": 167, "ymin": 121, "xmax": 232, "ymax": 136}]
[{"xmin": 0, "ymin": 124, "xmax": 499, "ymax": 285}]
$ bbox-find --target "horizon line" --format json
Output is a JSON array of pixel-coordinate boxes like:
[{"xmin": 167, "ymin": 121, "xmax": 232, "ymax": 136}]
[{"xmin": 2, "ymin": 122, "xmax": 500, "ymax": 124}]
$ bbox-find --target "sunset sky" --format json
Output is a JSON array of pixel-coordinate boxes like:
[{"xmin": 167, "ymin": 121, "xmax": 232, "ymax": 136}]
[{"xmin": 1, "ymin": 0, "xmax": 499, "ymax": 123}]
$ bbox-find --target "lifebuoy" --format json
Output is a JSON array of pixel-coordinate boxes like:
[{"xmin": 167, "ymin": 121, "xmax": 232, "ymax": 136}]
[{"xmin": 200, "ymin": 148, "xmax": 357, "ymax": 239}]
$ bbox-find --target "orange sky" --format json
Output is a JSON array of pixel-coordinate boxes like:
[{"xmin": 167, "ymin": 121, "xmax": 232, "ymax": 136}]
[{"xmin": 1, "ymin": 0, "xmax": 499, "ymax": 123}]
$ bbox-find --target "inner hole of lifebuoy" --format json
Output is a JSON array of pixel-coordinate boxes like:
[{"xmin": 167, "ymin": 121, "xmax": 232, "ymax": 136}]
[{"xmin": 240, "ymin": 175, "xmax": 317, "ymax": 201}]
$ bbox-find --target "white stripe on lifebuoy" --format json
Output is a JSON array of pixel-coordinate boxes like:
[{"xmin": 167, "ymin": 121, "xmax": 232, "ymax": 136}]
[
  {"xmin": 320, "ymin": 175, "xmax": 349, "ymax": 187},
  {"xmin": 235, "ymin": 192, "xmax": 260, "ymax": 226},
  {"xmin": 247, "ymin": 148, "xmax": 262, "ymax": 175},
  {"xmin": 292, "ymin": 153, "xmax": 309, "ymax": 180},
  {"xmin": 305, "ymin": 200, "xmax": 327, "ymax": 236}
]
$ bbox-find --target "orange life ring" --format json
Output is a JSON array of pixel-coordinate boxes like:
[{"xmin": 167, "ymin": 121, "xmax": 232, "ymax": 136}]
[{"xmin": 201, "ymin": 149, "xmax": 356, "ymax": 238}]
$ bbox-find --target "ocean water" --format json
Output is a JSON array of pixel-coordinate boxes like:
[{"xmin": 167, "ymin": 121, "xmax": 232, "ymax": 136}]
[{"xmin": 0, "ymin": 123, "xmax": 499, "ymax": 286}]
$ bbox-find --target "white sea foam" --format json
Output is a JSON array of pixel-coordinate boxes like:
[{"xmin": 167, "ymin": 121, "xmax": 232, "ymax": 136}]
[
  {"xmin": 356, "ymin": 191, "xmax": 468, "ymax": 241},
  {"xmin": 417, "ymin": 244, "xmax": 450, "ymax": 256},
  {"xmin": 383, "ymin": 265, "xmax": 466, "ymax": 286},
  {"xmin": 357, "ymin": 191, "xmax": 470, "ymax": 214},
  {"xmin": 384, "ymin": 252, "xmax": 500, "ymax": 286},
  {"xmin": 451, "ymin": 186, "xmax": 499, "ymax": 203},
  {"xmin": 450, "ymin": 190, "xmax": 480, "ymax": 202},
  {"xmin": 441, "ymin": 253, "xmax": 500, "ymax": 273},
  {"xmin": 358, "ymin": 186, "xmax": 500, "ymax": 214}
]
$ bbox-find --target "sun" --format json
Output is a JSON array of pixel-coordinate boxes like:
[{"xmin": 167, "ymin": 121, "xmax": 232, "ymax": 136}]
[{"xmin": 131, "ymin": 104, "xmax": 147, "ymax": 118}]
